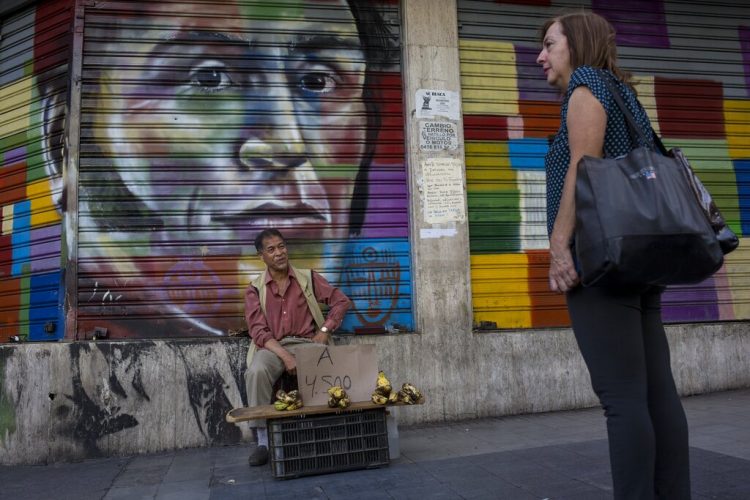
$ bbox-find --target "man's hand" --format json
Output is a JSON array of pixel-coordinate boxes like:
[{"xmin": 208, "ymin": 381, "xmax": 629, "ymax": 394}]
[
  {"xmin": 280, "ymin": 351, "xmax": 297, "ymax": 375},
  {"xmin": 311, "ymin": 329, "xmax": 330, "ymax": 345},
  {"xmin": 263, "ymin": 338, "xmax": 297, "ymax": 374}
]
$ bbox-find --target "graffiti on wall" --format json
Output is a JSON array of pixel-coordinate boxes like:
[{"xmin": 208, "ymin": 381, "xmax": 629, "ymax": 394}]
[
  {"xmin": 0, "ymin": 340, "xmax": 249, "ymax": 463},
  {"xmin": 460, "ymin": 0, "xmax": 750, "ymax": 328},
  {"xmin": 1, "ymin": 0, "xmax": 411, "ymax": 340},
  {"xmin": 0, "ymin": 352, "xmax": 16, "ymax": 442}
]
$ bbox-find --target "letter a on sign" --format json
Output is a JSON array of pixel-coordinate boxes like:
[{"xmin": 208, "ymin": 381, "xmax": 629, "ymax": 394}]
[{"xmin": 317, "ymin": 347, "xmax": 333, "ymax": 366}]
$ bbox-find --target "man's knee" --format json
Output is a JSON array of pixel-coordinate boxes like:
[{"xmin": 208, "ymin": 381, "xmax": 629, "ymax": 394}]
[{"xmin": 246, "ymin": 359, "xmax": 274, "ymax": 386}]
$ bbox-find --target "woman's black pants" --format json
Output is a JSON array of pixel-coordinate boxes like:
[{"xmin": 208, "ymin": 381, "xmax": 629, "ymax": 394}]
[{"xmin": 567, "ymin": 285, "xmax": 691, "ymax": 500}]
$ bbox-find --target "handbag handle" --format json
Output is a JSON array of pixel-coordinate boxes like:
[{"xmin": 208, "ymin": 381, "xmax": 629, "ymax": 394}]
[{"xmin": 597, "ymin": 70, "xmax": 669, "ymax": 156}]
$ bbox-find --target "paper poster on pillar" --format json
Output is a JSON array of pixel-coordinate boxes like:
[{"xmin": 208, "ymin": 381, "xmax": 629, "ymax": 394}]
[
  {"xmin": 416, "ymin": 89, "xmax": 460, "ymax": 120},
  {"xmin": 421, "ymin": 157, "xmax": 466, "ymax": 224},
  {"xmin": 420, "ymin": 121, "xmax": 458, "ymax": 151}
]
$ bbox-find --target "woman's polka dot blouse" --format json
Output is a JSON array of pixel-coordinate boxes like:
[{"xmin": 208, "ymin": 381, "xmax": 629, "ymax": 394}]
[{"xmin": 544, "ymin": 65, "xmax": 655, "ymax": 237}]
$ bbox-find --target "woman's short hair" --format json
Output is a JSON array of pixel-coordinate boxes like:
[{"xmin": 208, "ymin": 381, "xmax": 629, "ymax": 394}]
[{"xmin": 541, "ymin": 11, "xmax": 632, "ymax": 86}]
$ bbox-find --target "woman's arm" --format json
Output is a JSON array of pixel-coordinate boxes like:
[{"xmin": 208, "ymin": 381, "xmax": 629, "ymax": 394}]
[{"xmin": 548, "ymin": 86, "xmax": 606, "ymax": 293}]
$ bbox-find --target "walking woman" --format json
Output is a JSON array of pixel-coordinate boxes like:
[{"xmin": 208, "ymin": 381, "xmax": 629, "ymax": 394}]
[{"xmin": 537, "ymin": 12, "xmax": 691, "ymax": 499}]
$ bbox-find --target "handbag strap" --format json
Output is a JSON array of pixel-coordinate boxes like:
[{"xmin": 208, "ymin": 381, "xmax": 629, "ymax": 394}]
[{"xmin": 597, "ymin": 70, "xmax": 669, "ymax": 156}]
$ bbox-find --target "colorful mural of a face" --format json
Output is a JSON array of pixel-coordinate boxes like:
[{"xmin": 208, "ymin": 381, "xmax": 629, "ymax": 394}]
[
  {"xmin": 87, "ymin": 0, "xmax": 367, "ymax": 247},
  {"xmin": 37, "ymin": 0, "xmax": 409, "ymax": 338}
]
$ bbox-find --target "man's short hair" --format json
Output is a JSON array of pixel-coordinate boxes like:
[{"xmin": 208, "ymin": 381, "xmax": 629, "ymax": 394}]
[{"xmin": 254, "ymin": 229, "xmax": 285, "ymax": 253}]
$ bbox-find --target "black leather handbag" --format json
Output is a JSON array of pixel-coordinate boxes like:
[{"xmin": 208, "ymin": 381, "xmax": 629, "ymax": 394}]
[{"xmin": 574, "ymin": 74, "xmax": 738, "ymax": 287}]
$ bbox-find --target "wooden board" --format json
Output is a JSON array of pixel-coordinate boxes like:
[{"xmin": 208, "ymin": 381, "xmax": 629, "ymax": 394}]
[{"xmin": 226, "ymin": 400, "xmax": 424, "ymax": 423}]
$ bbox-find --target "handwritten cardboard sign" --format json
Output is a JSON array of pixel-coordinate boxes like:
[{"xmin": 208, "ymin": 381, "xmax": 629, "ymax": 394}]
[{"xmin": 296, "ymin": 344, "xmax": 378, "ymax": 406}]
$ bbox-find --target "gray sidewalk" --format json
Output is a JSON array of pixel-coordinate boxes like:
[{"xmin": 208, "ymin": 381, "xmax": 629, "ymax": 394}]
[{"xmin": 2, "ymin": 389, "xmax": 749, "ymax": 499}]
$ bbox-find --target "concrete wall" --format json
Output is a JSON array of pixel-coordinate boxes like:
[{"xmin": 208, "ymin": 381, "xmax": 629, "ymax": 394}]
[{"xmin": 0, "ymin": 339, "xmax": 251, "ymax": 464}]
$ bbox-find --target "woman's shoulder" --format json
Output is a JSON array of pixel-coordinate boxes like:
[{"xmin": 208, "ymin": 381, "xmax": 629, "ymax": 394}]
[
  {"xmin": 569, "ymin": 65, "xmax": 604, "ymax": 87},
  {"xmin": 566, "ymin": 66, "xmax": 613, "ymax": 108}
]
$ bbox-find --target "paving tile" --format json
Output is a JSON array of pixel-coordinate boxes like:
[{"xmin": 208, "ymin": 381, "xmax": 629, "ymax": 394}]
[
  {"xmin": 419, "ymin": 457, "xmax": 485, "ymax": 474},
  {"xmin": 459, "ymin": 482, "xmax": 538, "ymax": 500},
  {"xmin": 386, "ymin": 484, "xmax": 464, "ymax": 500},
  {"xmin": 577, "ymin": 470, "xmax": 612, "ymax": 494},
  {"xmin": 435, "ymin": 471, "xmax": 499, "ymax": 488},
  {"xmin": 212, "ymin": 464, "xmax": 266, "ymax": 485},
  {"xmin": 718, "ymin": 484, "xmax": 750, "ymax": 500},
  {"xmin": 546, "ymin": 457, "xmax": 609, "ymax": 479},
  {"xmin": 262, "ymin": 479, "xmax": 330, "ymax": 498},
  {"xmin": 691, "ymin": 448, "xmax": 750, "ymax": 474},
  {"xmin": 163, "ymin": 463, "xmax": 212, "ymax": 483},
  {"xmin": 273, "ymin": 492, "xmax": 328, "ymax": 500},
  {"xmin": 157, "ymin": 478, "xmax": 211, "ymax": 495},
  {"xmin": 461, "ymin": 492, "xmax": 529, "ymax": 500},
  {"xmin": 564, "ymin": 439, "xmax": 611, "ymax": 461},
  {"xmin": 697, "ymin": 440, "xmax": 750, "ymax": 460},
  {"xmin": 519, "ymin": 477, "xmax": 603, "ymax": 498},
  {"xmin": 552, "ymin": 489, "xmax": 611, "ymax": 500},
  {"xmin": 327, "ymin": 491, "xmax": 394, "ymax": 500},
  {"xmin": 0, "ymin": 460, "xmax": 122, "ymax": 500},
  {"xmin": 441, "ymin": 476, "xmax": 520, "ymax": 497},
  {"xmin": 126, "ymin": 454, "xmax": 174, "ymax": 470},
  {"xmin": 505, "ymin": 444, "xmax": 578, "ymax": 464},
  {"xmin": 712, "ymin": 428, "xmax": 750, "ymax": 442},
  {"xmin": 689, "ymin": 422, "xmax": 743, "ymax": 435},
  {"xmin": 689, "ymin": 433, "xmax": 735, "ymax": 448},
  {"xmin": 492, "ymin": 459, "xmax": 568, "ymax": 484},
  {"xmin": 466, "ymin": 450, "xmax": 521, "ymax": 468},
  {"xmin": 211, "ymin": 449, "xmax": 249, "ymax": 468},
  {"xmin": 208, "ymin": 482, "xmax": 266, "ymax": 499},
  {"xmin": 156, "ymin": 489, "xmax": 210, "ymax": 500},
  {"xmin": 112, "ymin": 465, "xmax": 169, "ymax": 487},
  {"xmin": 103, "ymin": 485, "xmax": 160, "ymax": 500},
  {"xmin": 319, "ymin": 483, "xmax": 367, "ymax": 498}
]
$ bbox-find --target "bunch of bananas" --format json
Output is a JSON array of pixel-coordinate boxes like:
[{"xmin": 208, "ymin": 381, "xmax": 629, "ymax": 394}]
[
  {"xmin": 327, "ymin": 386, "xmax": 351, "ymax": 409},
  {"xmin": 273, "ymin": 389, "xmax": 304, "ymax": 411},
  {"xmin": 398, "ymin": 383, "xmax": 423, "ymax": 405},
  {"xmin": 371, "ymin": 371, "xmax": 398, "ymax": 405},
  {"xmin": 371, "ymin": 372, "xmax": 424, "ymax": 405}
]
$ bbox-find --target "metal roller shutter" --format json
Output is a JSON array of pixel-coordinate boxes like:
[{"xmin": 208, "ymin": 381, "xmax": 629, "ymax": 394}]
[
  {"xmin": 0, "ymin": 0, "xmax": 71, "ymax": 341},
  {"xmin": 458, "ymin": 0, "xmax": 750, "ymax": 329},
  {"xmin": 78, "ymin": 0, "xmax": 410, "ymax": 338}
]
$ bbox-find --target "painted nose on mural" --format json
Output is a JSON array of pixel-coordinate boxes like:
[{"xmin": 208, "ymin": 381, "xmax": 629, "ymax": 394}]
[{"xmin": 238, "ymin": 122, "xmax": 307, "ymax": 170}]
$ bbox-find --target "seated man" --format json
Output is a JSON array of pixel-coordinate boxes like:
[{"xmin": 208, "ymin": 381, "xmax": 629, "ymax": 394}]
[{"xmin": 244, "ymin": 228, "xmax": 352, "ymax": 466}]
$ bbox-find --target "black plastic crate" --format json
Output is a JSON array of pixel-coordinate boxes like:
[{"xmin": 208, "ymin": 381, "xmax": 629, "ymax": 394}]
[{"xmin": 268, "ymin": 408, "xmax": 389, "ymax": 479}]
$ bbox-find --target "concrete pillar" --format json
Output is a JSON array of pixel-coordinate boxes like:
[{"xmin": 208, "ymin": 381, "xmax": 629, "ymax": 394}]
[
  {"xmin": 350, "ymin": 0, "xmax": 480, "ymax": 423},
  {"xmin": 402, "ymin": 0, "xmax": 472, "ymax": 337}
]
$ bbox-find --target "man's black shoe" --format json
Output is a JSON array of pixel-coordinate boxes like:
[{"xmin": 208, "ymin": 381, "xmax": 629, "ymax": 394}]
[{"xmin": 248, "ymin": 445, "xmax": 269, "ymax": 467}]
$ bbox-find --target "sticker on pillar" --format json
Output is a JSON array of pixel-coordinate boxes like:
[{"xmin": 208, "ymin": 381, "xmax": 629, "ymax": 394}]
[
  {"xmin": 416, "ymin": 89, "xmax": 460, "ymax": 120},
  {"xmin": 421, "ymin": 157, "xmax": 466, "ymax": 224},
  {"xmin": 420, "ymin": 121, "xmax": 458, "ymax": 151}
]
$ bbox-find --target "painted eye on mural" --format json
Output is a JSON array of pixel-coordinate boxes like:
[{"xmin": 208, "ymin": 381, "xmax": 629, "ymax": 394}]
[
  {"xmin": 299, "ymin": 72, "xmax": 338, "ymax": 94},
  {"xmin": 188, "ymin": 60, "xmax": 233, "ymax": 93}
]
